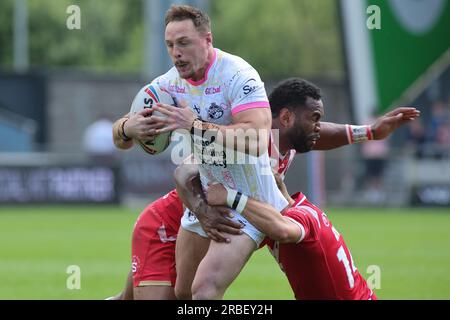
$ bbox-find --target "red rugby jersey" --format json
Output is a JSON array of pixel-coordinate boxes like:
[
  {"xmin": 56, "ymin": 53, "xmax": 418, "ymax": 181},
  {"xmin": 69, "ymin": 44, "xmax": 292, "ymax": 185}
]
[{"xmin": 266, "ymin": 193, "xmax": 375, "ymax": 300}]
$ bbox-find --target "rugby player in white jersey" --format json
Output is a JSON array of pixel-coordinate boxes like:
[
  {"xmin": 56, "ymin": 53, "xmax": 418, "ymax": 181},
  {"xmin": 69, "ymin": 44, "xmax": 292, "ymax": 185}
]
[{"xmin": 134, "ymin": 5, "xmax": 291, "ymax": 300}]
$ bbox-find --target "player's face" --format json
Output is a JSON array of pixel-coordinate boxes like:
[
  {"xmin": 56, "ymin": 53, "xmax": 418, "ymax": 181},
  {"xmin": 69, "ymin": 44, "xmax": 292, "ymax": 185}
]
[
  {"xmin": 165, "ymin": 19, "xmax": 211, "ymax": 80},
  {"xmin": 287, "ymin": 98, "xmax": 324, "ymax": 153}
]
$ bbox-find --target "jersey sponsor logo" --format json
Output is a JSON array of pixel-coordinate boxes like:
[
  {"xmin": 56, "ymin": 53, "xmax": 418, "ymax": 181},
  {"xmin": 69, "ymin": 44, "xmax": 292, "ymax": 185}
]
[
  {"xmin": 168, "ymin": 84, "xmax": 186, "ymax": 94},
  {"xmin": 242, "ymin": 78, "xmax": 258, "ymax": 95},
  {"xmin": 207, "ymin": 102, "xmax": 224, "ymax": 120},
  {"xmin": 132, "ymin": 255, "xmax": 140, "ymax": 274},
  {"xmin": 205, "ymin": 86, "xmax": 221, "ymax": 95}
]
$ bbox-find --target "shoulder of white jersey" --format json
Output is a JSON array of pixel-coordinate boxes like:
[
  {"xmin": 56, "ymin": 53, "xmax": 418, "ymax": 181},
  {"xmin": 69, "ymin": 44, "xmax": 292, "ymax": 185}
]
[
  {"xmin": 217, "ymin": 49, "xmax": 252, "ymax": 68},
  {"xmin": 216, "ymin": 49, "xmax": 260, "ymax": 82},
  {"xmin": 214, "ymin": 49, "xmax": 268, "ymax": 112}
]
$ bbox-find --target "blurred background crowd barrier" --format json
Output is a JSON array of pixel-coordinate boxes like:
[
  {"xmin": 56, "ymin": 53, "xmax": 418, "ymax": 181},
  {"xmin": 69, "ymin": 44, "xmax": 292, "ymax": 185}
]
[{"xmin": 0, "ymin": 0, "xmax": 449, "ymax": 208}]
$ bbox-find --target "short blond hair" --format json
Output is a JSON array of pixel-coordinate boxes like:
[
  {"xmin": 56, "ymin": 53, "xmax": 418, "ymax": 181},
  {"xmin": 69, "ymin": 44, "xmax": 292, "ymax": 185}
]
[{"xmin": 165, "ymin": 5, "xmax": 211, "ymax": 34}]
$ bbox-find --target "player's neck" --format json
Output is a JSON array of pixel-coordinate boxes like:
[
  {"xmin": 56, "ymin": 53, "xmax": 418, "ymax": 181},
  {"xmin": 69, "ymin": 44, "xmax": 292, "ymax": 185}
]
[
  {"xmin": 278, "ymin": 140, "xmax": 291, "ymax": 155},
  {"xmin": 271, "ymin": 123, "xmax": 290, "ymax": 155},
  {"xmin": 190, "ymin": 47, "xmax": 215, "ymax": 82}
]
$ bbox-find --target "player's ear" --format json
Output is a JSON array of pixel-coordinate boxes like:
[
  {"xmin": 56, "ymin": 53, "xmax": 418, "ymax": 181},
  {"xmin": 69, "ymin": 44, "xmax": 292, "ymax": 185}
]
[
  {"xmin": 279, "ymin": 108, "xmax": 295, "ymax": 128},
  {"xmin": 205, "ymin": 32, "xmax": 213, "ymax": 45}
]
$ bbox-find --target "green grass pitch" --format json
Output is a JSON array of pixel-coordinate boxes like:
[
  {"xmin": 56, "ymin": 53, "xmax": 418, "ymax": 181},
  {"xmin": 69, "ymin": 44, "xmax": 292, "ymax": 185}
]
[{"xmin": 0, "ymin": 206, "xmax": 449, "ymax": 299}]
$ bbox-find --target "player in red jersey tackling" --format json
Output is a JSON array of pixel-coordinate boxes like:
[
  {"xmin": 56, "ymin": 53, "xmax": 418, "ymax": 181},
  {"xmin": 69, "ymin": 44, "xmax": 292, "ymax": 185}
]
[{"xmin": 205, "ymin": 181, "xmax": 376, "ymax": 300}]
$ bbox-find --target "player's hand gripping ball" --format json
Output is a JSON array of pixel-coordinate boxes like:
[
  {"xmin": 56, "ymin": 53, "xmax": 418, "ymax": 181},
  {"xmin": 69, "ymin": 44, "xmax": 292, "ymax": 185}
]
[{"xmin": 130, "ymin": 84, "xmax": 175, "ymax": 154}]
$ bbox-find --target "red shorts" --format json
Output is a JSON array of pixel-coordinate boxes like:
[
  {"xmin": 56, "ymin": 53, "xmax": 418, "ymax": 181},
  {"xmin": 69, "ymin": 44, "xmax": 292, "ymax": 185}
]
[{"xmin": 131, "ymin": 189, "xmax": 183, "ymax": 287}]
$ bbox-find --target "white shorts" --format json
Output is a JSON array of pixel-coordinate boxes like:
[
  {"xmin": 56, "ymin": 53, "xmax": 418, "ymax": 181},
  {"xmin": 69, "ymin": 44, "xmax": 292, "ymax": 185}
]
[{"xmin": 180, "ymin": 208, "xmax": 265, "ymax": 247}]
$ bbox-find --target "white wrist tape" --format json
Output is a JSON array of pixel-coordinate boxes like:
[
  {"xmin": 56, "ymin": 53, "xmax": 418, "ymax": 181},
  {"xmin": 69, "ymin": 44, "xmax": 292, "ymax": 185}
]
[
  {"xmin": 235, "ymin": 194, "xmax": 248, "ymax": 214},
  {"xmin": 226, "ymin": 188, "xmax": 238, "ymax": 208},
  {"xmin": 345, "ymin": 124, "xmax": 374, "ymax": 144},
  {"xmin": 225, "ymin": 187, "xmax": 248, "ymax": 214}
]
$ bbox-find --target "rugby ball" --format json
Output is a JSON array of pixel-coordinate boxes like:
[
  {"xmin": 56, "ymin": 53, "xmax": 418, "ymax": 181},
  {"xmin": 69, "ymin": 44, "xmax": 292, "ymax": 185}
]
[{"xmin": 130, "ymin": 84, "xmax": 175, "ymax": 155}]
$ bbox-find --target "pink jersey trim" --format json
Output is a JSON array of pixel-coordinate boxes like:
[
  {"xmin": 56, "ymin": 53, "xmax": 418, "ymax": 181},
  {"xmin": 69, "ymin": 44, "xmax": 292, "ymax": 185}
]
[
  {"xmin": 186, "ymin": 49, "xmax": 217, "ymax": 86},
  {"xmin": 231, "ymin": 102, "xmax": 270, "ymax": 115}
]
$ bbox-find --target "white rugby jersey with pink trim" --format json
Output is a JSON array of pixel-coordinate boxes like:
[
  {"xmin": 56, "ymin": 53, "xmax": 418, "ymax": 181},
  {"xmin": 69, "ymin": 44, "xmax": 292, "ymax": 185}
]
[{"xmin": 153, "ymin": 48, "xmax": 288, "ymax": 212}]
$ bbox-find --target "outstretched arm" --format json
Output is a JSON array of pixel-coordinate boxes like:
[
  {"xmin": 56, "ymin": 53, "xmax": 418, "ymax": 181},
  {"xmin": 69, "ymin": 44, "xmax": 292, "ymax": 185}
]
[
  {"xmin": 314, "ymin": 107, "xmax": 420, "ymax": 150},
  {"xmin": 206, "ymin": 183, "xmax": 301, "ymax": 244}
]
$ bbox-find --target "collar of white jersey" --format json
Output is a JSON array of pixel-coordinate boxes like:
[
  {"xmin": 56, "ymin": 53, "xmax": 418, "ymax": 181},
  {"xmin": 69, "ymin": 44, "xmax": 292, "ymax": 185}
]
[{"xmin": 186, "ymin": 48, "xmax": 218, "ymax": 87}]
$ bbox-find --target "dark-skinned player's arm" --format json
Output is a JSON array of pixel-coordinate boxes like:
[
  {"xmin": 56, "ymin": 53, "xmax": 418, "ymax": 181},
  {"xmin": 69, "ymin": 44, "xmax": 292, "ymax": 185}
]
[
  {"xmin": 173, "ymin": 156, "xmax": 243, "ymax": 243},
  {"xmin": 314, "ymin": 107, "xmax": 420, "ymax": 150},
  {"xmin": 205, "ymin": 182, "xmax": 301, "ymax": 244}
]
